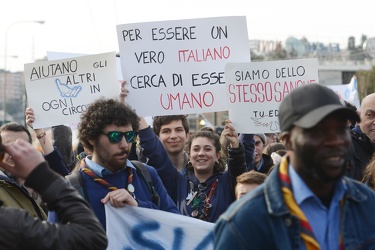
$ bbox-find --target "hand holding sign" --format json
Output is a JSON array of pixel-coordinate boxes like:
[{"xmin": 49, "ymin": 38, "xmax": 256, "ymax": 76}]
[{"xmin": 222, "ymin": 119, "xmax": 239, "ymax": 148}]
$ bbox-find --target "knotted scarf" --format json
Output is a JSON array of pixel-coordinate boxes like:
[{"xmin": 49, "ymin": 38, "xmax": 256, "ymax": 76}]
[
  {"xmin": 279, "ymin": 156, "xmax": 320, "ymax": 250},
  {"xmin": 279, "ymin": 156, "xmax": 344, "ymax": 250}
]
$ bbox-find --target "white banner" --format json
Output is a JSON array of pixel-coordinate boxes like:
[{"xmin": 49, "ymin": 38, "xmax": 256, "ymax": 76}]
[
  {"xmin": 327, "ymin": 76, "xmax": 360, "ymax": 110},
  {"xmin": 24, "ymin": 52, "xmax": 119, "ymax": 128},
  {"xmin": 116, "ymin": 16, "xmax": 250, "ymax": 116},
  {"xmin": 225, "ymin": 58, "xmax": 319, "ymax": 133},
  {"xmin": 105, "ymin": 204, "xmax": 214, "ymax": 250}
]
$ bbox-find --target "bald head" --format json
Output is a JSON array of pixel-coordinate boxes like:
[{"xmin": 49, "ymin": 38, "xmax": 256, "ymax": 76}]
[{"xmin": 359, "ymin": 93, "xmax": 375, "ymax": 143}]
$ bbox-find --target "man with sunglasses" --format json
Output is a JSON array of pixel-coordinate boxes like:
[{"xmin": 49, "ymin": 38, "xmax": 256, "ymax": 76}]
[{"xmin": 59, "ymin": 98, "xmax": 179, "ymax": 229}]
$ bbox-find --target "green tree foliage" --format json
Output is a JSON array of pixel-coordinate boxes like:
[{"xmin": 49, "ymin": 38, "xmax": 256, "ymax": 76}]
[{"xmin": 356, "ymin": 66, "xmax": 375, "ymax": 100}]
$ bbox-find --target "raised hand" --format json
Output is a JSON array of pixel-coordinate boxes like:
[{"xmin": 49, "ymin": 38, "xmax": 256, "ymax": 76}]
[
  {"xmin": 0, "ymin": 139, "xmax": 45, "ymax": 180},
  {"xmin": 25, "ymin": 107, "xmax": 36, "ymax": 128},
  {"xmin": 119, "ymin": 80, "xmax": 128, "ymax": 103},
  {"xmin": 222, "ymin": 119, "xmax": 239, "ymax": 148}
]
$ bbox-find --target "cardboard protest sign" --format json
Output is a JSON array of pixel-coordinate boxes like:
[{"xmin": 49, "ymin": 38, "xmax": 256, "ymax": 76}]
[
  {"xmin": 117, "ymin": 16, "xmax": 250, "ymax": 116},
  {"xmin": 225, "ymin": 58, "xmax": 319, "ymax": 133},
  {"xmin": 105, "ymin": 204, "xmax": 214, "ymax": 250},
  {"xmin": 24, "ymin": 52, "xmax": 118, "ymax": 128},
  {"xmin": 47, "ymin": 51, "xmax": 124, "ymax": 83}
]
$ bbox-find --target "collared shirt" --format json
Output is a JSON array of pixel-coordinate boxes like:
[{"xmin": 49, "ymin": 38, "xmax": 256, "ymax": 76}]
[
  {"xmin": 0, "ymin": 170, "xmax": 7, "ymax": 177},
  {"xmin": 85, "ymin": 156, "xmax": 135, "ymax": 177},
  {"xmin": 289, "ymin": 164, "xmax": 346, "ymax": 250}
]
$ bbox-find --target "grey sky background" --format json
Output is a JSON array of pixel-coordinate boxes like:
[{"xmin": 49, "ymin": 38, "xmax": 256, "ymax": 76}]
[{"xmin": 1, "ymin": 0, "xmax": 374, "ymax": 72}]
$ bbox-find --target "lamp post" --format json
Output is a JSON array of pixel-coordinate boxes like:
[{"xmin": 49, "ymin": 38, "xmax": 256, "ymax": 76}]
[{"xmin": 3, "ymin": 20, "xmax": 45, "ymax": 123}]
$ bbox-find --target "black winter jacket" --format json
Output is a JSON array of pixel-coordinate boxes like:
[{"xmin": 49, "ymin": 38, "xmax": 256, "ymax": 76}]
[
  {"xmin": 0, "ymin": 162, "xmax": 107, "ymax": 250},
  {"xmin": 346, "ymin": 126, "xmax": 375, "ymax": 181}
]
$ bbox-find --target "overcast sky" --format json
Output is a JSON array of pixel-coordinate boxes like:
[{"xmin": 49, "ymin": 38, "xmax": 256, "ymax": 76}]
[{"xmin": 1, "ymin": 0, "xmax": 374, "ymax": 72}]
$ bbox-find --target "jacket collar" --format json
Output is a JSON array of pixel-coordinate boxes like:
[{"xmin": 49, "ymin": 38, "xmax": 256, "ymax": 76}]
[
  {"xmin": 342, "ymin": 176, "xmax": 368, "ymax": 202},
  {"xmin": 264, "ymin": 165, "xmax": 290, "ymax": 216},
  {"xmin": 264, "ymin": 165, "xmax": 368, "ymax": 216}
]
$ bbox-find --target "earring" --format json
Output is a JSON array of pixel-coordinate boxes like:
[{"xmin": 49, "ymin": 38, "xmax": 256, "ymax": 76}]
[{"xmin": 214, "ymin": 160, "xmax": 220, "ymax": 168}]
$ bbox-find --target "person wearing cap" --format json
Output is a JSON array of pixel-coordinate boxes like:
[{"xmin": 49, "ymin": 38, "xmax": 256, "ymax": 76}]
[
  {"xmin": 214, "ymin": 84, "xmax": 375, "ymax": 249},
  {"xmin": 346, "ymin": 92, "xmax": 375, "ymax": 181}
]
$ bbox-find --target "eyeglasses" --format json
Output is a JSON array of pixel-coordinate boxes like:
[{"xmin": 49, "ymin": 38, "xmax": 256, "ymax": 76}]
[{"xmin": 101, "ymin": 131, "xmax": 138, "ymax": 144}]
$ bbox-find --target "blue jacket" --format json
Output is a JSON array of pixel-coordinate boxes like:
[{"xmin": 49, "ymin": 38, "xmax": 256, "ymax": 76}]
[
  {"xmin": 238, "ymin": 133, "xmax": 255, "ymax": 171},
  {"xmin": 79, "ymin": 159, "xmax": 179, "ymax": 228},
  {"xmin": 139, "ymin": 126, "xmax": 246, "ymax": 222},
  {"xmin": 48, "ymin": 158, "xmax": 180, "ymax": 228},
  {"xmin": 44, "ymin": 146, "xmax": 70, "ymax": 176},
  {"xmin": 214, "ymin": 165, "xmax": 375, "ymax": 249}
]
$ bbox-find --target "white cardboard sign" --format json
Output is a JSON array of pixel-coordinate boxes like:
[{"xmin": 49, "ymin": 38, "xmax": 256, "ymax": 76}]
[
  {"xmin": 116, "ymin": 16, "xmax": 250, "ymax": 116},
  {"xmin": 225, "ymin": 58, "xmax": 319, "ymax": 133},
  {"xmin": 24, "ymin": 52, "xmax": 119, "ymax": 128}
]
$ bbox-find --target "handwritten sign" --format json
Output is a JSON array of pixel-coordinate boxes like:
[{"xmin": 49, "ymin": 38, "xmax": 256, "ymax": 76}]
[
  {"xmin": 24, "ymin": 52, "xmax": 119, "ymax": 128},
  {"xmin": 47, "ymin": 51, "xmax": 124, "ymax": 83},
  {"xmin": 116, "ymin": 16, "xmax": 250, "ymax": 116},
  {"xmin": 225, "ymin": 58, "xmax": 319, "ymax": 133},
  {"xmin": 105, "ymin": 204, "xmax": 214, "ymax": 250}
]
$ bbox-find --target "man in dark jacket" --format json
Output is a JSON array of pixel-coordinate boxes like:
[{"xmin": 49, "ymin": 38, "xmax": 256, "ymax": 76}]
[
  {"xmin": 0, "ymin": 138, "xmax": 107, "ymax": 249},
  {"xmin": 346, "ymin": 92, "xmax": 375, "ymax": 181}
]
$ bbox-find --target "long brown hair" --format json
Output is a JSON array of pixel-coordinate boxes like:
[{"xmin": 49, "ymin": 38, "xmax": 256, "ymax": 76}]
[{"xmin": 362, "ymin": 154, "xmax": 375, "ymax": 190}]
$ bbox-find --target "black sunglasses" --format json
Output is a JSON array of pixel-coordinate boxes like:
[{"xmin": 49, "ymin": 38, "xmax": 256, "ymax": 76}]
[{"xmin": 101, "ymin": 131, "xmax": 138, "ymax": 144}]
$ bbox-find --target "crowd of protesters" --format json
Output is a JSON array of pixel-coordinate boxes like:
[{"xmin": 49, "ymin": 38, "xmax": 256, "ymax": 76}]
[{"xmin": 1, "ymin": 82, "xmax": 375, "ymax": 249}]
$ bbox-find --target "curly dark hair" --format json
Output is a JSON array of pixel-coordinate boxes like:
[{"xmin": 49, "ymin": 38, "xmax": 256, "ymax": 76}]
[
  {"xmin": 152, "ymin": 115, "xmax": 190, "ymax": 136},
  {"xmin": 78, "ymin": 98, "xmax": 140, "ymax": 152},
  {"xmin": 186, "ymin": 127, "xmax": 225, "ymax": 173}
]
